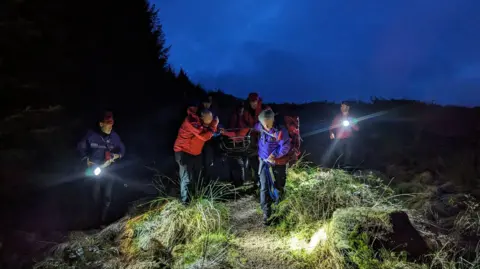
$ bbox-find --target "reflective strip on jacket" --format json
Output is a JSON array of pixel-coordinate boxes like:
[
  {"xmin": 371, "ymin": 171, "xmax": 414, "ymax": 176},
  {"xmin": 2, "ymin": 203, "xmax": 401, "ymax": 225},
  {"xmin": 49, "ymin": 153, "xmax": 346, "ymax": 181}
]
[{"xmin": 77, "ymin": 129, "xmax": 125, "ymax": 163}]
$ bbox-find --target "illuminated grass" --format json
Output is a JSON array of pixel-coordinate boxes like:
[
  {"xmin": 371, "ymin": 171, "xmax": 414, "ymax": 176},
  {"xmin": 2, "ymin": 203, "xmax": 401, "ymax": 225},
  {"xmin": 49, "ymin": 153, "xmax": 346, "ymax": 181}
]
[
  {"xmin": 274, "ymin": 165, "xmax": 398, "ymax": 232},
  {"xmin": 34, "ymin": 181, "xmax": 235, "ymax": 269},
  {"xmin": 33, "ymin": 165, "xmax": 480, "ymax": 269},
  {"xmin": 272, "ymin": 164, "xmax": 480, "ymax": 269}
]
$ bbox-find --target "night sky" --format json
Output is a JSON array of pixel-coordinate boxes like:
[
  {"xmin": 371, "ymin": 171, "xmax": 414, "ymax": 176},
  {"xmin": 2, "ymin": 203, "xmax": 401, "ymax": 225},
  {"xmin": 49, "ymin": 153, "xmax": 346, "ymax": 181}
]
[{"xmin": 154, "ymin": 0, "xmax": 480, "ymax": 106}]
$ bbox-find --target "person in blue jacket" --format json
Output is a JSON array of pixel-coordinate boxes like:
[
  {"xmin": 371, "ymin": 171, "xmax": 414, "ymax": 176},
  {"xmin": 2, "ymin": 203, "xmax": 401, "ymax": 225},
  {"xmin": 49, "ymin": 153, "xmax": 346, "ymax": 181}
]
[
  {"xmin": 254, "ymin": 109, "xmax": 291, "ymax": 226},
  {"xmin": 77, "ymin": 111, "xmax": 126, "ymax": 224}
]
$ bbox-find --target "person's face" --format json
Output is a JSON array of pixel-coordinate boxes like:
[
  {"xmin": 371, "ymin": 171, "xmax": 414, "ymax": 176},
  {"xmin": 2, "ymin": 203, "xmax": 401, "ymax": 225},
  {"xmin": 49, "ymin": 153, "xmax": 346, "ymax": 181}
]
[
  {"xmin": 201, "ymin": 112, "xmax": 213, "ymax": 125},
  {"xmin": 202, "ymin": 101, "xmax": 212, "ymax": 109},
  {"xmin": 249, "ymin": 100, "xmax": 258, "ymax": 109},
  {"xmin": 261, "ymin": 118, "xmax": 274, "ymax": 131},
  {"xmin": 99, "ymin": 121, "xmax": 113, "ymax": 134},
  {"xmin": 341, "ymin": 104, "xmax": 350, "ymax": 114}
]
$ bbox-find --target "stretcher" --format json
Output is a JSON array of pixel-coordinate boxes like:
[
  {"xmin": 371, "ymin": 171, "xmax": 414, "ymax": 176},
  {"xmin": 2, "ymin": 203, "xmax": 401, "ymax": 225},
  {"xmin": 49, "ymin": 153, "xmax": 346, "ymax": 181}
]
[{"xmin": 218, "ymin": 128, "xmax": 257, "ymax": 157}]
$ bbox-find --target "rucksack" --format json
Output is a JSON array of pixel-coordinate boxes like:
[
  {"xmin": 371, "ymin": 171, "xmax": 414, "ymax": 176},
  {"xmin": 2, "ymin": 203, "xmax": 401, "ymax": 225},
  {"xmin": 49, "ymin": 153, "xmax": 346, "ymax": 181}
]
[
  {"xmin": 285, "ymin": 116, "xmax": 301, "ymax": 163},
  {"xmin": 276, "ymin": 115, "xmax": 301, "ymax": 165}
]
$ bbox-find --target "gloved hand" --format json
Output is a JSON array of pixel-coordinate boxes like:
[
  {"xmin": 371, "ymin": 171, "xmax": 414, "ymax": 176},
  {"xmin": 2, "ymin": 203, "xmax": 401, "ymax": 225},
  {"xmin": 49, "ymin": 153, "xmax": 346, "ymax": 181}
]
[{"xmin": 266, "ymin": 154, "xmax": 276, "ymax": 164}]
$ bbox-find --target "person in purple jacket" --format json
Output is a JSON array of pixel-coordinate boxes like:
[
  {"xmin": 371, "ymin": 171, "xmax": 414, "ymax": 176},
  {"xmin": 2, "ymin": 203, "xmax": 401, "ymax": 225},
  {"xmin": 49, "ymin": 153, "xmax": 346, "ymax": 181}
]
[
  {"xmin": 254, "ymin": 109, "xmax": 291, "ymax": 226},
  {"xmin": 77, "ymin": 111, "xmax": 125, "ymax": 224}
]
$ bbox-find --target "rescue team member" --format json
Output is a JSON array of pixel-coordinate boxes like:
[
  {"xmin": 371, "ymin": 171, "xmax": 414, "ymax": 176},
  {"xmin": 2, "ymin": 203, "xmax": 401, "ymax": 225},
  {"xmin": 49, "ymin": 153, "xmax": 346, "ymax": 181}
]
[
  {"xmin": 229, "ymin": 103, "xmax": 247, "ymax": 129},
  {"xmin": 77, "ymin": 111, "xmax": 126, "ymax": 224},
  {"xmin": 227, "ymin": 103, "xmax": 249, "ymax": 186},
  {"xmin": 174, "ymin": 107, "xmax": 219, "ymax": 204},
  {"xmin": 243, "ymin": 92, "xmax": 269, "ymax": 127},
  {"xmin": 243, "ymin": 92, "xmax": 270, "ymax": 187},
  {"xmin": 198, "ymin": 94, "xmax": 223, "ymax": 183},
  {"xmin": 255, "ymin": 109, "xmax": 291, "ymax": 225},
  {"xmin": 198, "ymin": 94, "xmax": 213, "ymax": 112},
  {"xmin": 329, "ymin": 101, "xmax": 359, "ymax": 167}
]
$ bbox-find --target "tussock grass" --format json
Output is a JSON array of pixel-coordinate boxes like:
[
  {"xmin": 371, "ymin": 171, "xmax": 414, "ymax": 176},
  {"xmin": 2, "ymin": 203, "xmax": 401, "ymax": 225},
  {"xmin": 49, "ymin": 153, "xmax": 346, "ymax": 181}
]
[
  {"xmin": 35, "ymin": 180, "xmax": 235, "ymax": 269},
  {"xmin": 34, "ymin": 163, "xmax": 480, "ymax": 269},
  {"xmin": 272, "ymin": 163, "xmax": 480, "ymax": 269},
  {"xmin": 275, "ymin": 165, "xmax": 397, "ymax": 232},
  {"xmin": 454, "ymin": 195, "xmax": 480, "ymax": 237},
  {"xmin": 121, "ymin": 198, "xmax": 229, "ymax": 256}
]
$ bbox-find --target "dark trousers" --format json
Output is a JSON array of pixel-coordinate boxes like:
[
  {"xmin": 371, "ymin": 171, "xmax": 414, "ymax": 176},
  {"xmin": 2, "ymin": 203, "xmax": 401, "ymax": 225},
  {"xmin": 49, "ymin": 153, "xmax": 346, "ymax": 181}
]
[
  {"xmin": 230, "ymin": 156, "xmax": 247, "ymax": 187},
  {"xmin": 92, "ymin": 176, "xmax": 114, "ymax": 223},
  {"xmin": 175, "ymin": 151, "xmax": 202, "ymax": 204},
  {"xmin": 230, "ymin": 155, "xmax": 260, "ymax": 187},
  {"xmin": 259, "ymin": 159, "xmax": 287, "ymax": 218},
  {"xmin": 247, "ymin": 155, "xmax": 260, "ymax": 186},
  {"xmin": 202, "ymin": 141, "xmax": 215, "ymax": 184},
  {"xmin": 335, "ymin": 138, "xmax": 353, "ymax": 167}
]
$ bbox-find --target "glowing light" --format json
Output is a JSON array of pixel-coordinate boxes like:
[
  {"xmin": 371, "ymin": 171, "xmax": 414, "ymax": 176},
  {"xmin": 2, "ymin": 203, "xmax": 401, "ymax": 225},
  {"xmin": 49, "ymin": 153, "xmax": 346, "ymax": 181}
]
[
  {"xmin": 306, "ymin": 227, "xmax": 328, "ymax": 252},
  {"xmin": 289, "ymin": 236, "xmax": 304, "ymax": 250},
  {"xmin": 342, "ymin": 120, "xmax": 350, "ymax": 127},
  {"xmin": 289, "ymin": 227, "xmax": 328, "ymax": 253},
  {"xmin": 94, "ymin": 167, "xmax": 102, "ymax": 176}
]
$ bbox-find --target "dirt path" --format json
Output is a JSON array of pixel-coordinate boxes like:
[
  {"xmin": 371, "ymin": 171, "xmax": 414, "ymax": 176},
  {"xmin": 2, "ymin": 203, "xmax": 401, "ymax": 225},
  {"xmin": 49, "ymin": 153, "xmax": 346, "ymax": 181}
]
[{"xmin": 228, "ymin": 195, "xmax": 298, "ymax": 269}]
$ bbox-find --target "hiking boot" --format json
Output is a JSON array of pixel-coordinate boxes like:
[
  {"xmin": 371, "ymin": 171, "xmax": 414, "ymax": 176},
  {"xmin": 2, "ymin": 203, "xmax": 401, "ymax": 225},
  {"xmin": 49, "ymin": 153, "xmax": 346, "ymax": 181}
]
[{"xmin": 263, "ymin": 214, "xmax": 271, "ymax": 226}]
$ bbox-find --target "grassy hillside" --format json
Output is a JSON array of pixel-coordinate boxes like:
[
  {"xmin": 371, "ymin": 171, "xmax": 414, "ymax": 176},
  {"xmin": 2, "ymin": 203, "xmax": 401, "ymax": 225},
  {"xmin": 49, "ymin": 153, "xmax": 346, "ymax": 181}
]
[
  {"xmin": 1, "ymin": 96, "xmax": 480, "ymax": 268},
  {"xmin": 33, "ymin": 162, "xmax": 480, "ymax": 269}
]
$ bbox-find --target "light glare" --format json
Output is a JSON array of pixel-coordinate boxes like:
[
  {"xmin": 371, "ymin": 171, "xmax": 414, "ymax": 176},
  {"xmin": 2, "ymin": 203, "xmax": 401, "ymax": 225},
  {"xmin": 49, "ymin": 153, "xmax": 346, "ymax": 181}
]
[
  {"xmin": 307, "ymin": 227, "xmax": 328, "ymax": 252},
  {"xmin": 289, "ymin": 227, "xmax": 328, "ymax": 253},
  {"xmin": 94, "ymin": 167, "xmax": 102, "ymax": 176},
  {"xmin": 342, "ymin": 120, "xmax": 350, "ymax": 127}
]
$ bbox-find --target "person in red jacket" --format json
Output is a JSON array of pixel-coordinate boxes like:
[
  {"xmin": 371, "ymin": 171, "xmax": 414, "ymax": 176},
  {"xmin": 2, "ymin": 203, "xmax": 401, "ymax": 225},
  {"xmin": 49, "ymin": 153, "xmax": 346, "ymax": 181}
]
[
  {"xmin": 174, "ymin": 107, "xmax": 219, "ymax": 204},
  {"xmin": 226, "ymin": 103, "xmax": 250, "ymax": 186},
  {"xmin": 242, "ymin": 93, "xmax": 271, "ymax": 187},
  {"xmin": 329, "ymin": 101, "xmax": 359, "ymax": 167},
  {"xmin": 229, "ymin": 103, "xmax": 247, "ymax": 129},
  {"xmin": 243, "ymin": 92, "xmax": 269, "ymax": 127}
]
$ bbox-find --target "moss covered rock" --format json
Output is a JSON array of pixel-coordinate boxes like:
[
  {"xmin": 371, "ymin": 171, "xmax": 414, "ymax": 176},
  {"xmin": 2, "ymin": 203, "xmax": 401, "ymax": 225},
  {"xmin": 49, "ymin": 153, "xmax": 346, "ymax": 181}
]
[{"xmin": 330, "ymin": 207, "xmax": 429, "ymax": 260}]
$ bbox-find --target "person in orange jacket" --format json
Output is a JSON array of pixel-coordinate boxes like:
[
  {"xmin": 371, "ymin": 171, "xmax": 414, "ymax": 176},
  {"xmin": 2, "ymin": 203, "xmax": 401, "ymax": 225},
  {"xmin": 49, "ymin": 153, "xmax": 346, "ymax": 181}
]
[
  {"xmin": 329, "ymin": 101, "xmax": 359, "ymax": 167},
  {"xmin": 174, "ymin": 106, "xmax": 219, "ymax": 204}
]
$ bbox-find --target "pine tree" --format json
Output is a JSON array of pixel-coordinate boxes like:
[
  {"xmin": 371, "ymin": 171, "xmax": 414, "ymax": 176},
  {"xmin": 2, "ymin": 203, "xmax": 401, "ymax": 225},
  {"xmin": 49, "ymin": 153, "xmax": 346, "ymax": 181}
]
[{"xmin": 0, "ymin": 0, "xmax": 205, "ymax": 114}]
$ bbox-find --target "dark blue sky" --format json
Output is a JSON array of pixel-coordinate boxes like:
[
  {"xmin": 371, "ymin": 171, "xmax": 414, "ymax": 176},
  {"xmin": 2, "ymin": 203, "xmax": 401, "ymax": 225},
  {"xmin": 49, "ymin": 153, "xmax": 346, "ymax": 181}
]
[{"xmin": 154, "ymin": 0, "xmax": 480, "ymax": 106}]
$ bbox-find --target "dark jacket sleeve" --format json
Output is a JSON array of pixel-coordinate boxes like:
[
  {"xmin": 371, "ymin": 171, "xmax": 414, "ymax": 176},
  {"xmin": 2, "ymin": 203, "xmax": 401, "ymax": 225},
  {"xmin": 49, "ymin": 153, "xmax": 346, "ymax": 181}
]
[
  {"xmin": 112, "ymin": 132, "xmax": 126, "ymax": 157},
  {"xmin": 77, "ymin": 130, "xmax": 92, "ymax": 160}
]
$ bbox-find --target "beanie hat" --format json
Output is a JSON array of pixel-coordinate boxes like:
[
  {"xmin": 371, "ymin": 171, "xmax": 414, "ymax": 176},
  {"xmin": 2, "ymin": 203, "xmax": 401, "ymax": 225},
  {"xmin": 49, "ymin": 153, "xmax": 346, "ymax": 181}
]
[
  {"xmin": 102, "ymin": 111, "xmax": 114, "ymax": 124},
  {"xmin": 258, "ymin": 109, "xmax": 275, "ymax": 122},
  {"xmin": 248, "ymin": 92, "xmax": 259, "ymax": 102}
]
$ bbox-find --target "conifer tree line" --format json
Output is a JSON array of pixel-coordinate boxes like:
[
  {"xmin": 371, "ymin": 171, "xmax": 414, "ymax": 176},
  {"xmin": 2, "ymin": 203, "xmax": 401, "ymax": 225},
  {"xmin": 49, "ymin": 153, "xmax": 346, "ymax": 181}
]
[{"xmin": 0, "ymin": 0, "xmax": 204, "ymax": 114}]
